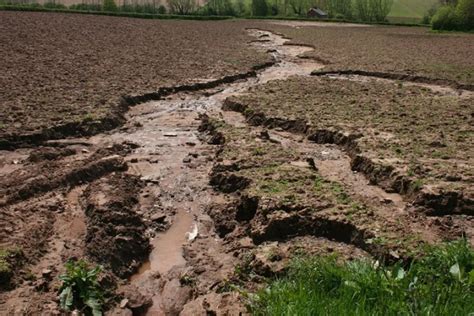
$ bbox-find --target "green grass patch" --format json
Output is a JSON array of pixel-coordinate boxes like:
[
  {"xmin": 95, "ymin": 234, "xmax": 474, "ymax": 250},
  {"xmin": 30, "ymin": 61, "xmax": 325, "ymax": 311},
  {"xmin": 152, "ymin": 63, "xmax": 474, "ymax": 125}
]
[
  {"xmin": 0, "ymin": 247, "xmax": 23, "ymax": 286},
  {"xmin": 389, "ymin": 0, "xmax": 437, "ymax": 18},
  {"xmin": 249, "ymin": 240, "xmax": 474, "ymax": 315}
]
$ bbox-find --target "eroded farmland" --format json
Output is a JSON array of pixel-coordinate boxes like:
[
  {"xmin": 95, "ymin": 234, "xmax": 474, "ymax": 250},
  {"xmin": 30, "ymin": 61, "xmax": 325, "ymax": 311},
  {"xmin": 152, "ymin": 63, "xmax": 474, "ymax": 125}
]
[{"xmin": 0, "ymin": 14, "xmax": 473, "ymax": 315}]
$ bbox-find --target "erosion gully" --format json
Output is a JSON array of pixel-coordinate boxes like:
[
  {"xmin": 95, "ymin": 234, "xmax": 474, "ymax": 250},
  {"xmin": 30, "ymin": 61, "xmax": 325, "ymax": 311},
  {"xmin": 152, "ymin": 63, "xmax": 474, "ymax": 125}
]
[
  {"xmin": 95, "ymin": 29, "xmax": 328, "ymax": 314},
  {"xmin": 89, "ymin": 28, "xmax": 466, "ymax": 314},
  {"xmin": 1, "ymin": 28, "xmax": 466, "ymax": 315}
]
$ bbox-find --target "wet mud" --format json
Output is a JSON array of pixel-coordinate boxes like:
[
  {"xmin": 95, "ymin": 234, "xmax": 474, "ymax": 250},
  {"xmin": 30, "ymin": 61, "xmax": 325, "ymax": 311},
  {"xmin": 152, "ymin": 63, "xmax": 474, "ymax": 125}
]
[{"xmin": 0, "ymin": 27, "xmax": 471, "ymax": 316}]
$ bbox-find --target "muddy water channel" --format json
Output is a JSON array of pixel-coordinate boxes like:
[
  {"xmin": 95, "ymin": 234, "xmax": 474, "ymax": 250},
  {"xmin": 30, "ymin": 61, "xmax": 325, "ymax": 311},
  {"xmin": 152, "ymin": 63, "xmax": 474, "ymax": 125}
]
[
  {"xmin": 89, "ymin": 29, "xmax": 441, "ymax": 313},
  {"xmin": 90, "ymin": 29, "xmax": 325, "ymax": 314}
]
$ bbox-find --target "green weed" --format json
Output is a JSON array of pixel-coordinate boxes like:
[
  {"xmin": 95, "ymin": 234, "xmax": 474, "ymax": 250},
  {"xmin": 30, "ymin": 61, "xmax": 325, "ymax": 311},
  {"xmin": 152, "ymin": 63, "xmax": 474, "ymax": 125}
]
[
  {"xmin": 410, "ymin": 178, "xmax": 424, "ymax": 192},
  {"xmin": 259, "ymin": 179, "xmax": 289, "ymax": 194},
  {"xmin": 252, "ymin": 147, "xmax": 266, "ymax": 156},
  {"xmin": 58, "ymin": 260, "xmax": 103, "ymax": 316}
]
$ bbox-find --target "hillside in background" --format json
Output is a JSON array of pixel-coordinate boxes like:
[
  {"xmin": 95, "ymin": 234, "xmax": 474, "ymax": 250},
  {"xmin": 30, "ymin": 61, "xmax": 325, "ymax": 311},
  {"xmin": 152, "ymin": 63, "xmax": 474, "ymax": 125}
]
[{"xmin": 389, "ymin": 0, "xmax": 438, "ymax": 18}]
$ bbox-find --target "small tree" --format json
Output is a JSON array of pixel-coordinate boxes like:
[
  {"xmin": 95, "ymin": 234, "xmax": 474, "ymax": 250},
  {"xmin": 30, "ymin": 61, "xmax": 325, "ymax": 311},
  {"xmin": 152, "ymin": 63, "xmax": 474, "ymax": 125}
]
[
  {"xmin": 157, "ymin": 4, "xmax": 167, "ymax": 13},
  {"xmin": 167, "ymin": 0, "xmax": 196, "ymax": 14},
  {"xmin": 326, "ymin": 0, "xmax": 352, "ymax": 19},
  {"xmin": 288, "ymin": 0, "xmax": 308, "ymax": 15},
  {"xmin": 431, "ymin": 5, "xmax": 458, "ymax": 29},
  {"xmin": 235, "ymin": 0, "xmax": 249, "ymax": 16},
  {"xmin": 369, "ymin": 0, "xmax": 393, "ymax": 21},
  {"xmin": 103, "ymin": 0, "xmax": 117, "ymax": 11},
  {"xmin": 455, "ymin": 0, "xmax": 474, "ymax": 30},
  {"xmin": 252, "ymin": 0, "xmax": 268, "ymax": 15},
  {"xmin": 355, "ymin": 0, "xmax": 370, "ymax": 20}
]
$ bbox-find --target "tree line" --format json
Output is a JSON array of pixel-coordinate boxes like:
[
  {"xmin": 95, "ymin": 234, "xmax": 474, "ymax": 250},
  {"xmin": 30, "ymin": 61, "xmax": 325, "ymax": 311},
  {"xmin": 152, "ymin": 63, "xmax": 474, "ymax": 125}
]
[
  {"xmin": 2, "ymin": 0, "xmax": 394, "ymax": 21},
  {"xmin": 428, "ymin": 0, "xmax": 474, "ymax": 31},
  {"xmin": 202, "ymin": 0, "xmax": 394, "ymax": 21}
]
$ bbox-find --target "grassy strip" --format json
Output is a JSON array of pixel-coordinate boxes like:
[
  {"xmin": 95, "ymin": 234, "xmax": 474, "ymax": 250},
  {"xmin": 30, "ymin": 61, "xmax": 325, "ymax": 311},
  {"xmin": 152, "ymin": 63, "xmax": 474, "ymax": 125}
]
[
  {"xmin": 0, "ymin": 5, "xmax": 233, "ymax": 20},
  {"xmin": 0, "ymin": 5, "xmax": 429, "ymax": 26},
  {"xmin": 250, "ymin": 240, "xmax": 474, "ymax": 315}
]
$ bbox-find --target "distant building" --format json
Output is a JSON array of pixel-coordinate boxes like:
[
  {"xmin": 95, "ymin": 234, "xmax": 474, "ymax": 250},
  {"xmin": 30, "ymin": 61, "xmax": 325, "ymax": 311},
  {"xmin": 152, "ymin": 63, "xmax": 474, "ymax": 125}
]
[{"xmin": 307, "ymin": 7, "xmax": 328, "ymax": 19}]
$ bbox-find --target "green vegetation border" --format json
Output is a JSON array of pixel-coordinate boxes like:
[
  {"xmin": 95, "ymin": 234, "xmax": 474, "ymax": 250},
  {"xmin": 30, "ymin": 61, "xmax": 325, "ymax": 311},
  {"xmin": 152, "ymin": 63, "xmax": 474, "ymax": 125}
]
[
  {"xmin": 0, "ymin": 5, "xmax": 233, "ymax": 20},
  {"xmin": 0, "ymin": 5, "xmax": 429, "ymax": 26}
]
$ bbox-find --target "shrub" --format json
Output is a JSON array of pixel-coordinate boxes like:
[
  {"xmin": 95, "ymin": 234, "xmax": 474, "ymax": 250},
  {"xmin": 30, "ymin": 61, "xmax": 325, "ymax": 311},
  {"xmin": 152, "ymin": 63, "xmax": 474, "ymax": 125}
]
[
  {"xmin": 0, "ymin": 248, "xmax": 23, "ymax": 289},
  {"xmin": 59, "ymin": 260, "xmax": 104, "ymax": 316},
  {"xmin": 422, "ymin": 5, "xmax": 438, "ymax": 24},
  {"xmin": 251, "ymin": 0, "xmax": 268, "ymax": 16},
  {"xmin": 431, "ymin": 5, "xmax": 458, "ymax": 30},
  {"xmin": 157, "ymin": 4, "xmax": 166, "ymax": 14},
  {"xmin": 455, "ymin": 0, "xmax": 474, "ymax": 30},
  {"xmin": 250, "ymin": 240, "xmax": 474, "ymax": 315},
  {"xmin": 103, "ymin": 0, "xmax": 117, "ymax": 12}
]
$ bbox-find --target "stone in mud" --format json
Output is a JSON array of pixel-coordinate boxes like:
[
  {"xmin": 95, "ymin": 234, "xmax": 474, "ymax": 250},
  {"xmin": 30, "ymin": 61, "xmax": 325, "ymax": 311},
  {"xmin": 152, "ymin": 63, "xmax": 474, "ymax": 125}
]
[
  {"xmin": 207, "ymin": 203, "xmax": 238, "ymax": 237},
  {"xmin": 160, "ymin": 279, "xmax": 192, "ymax": 315},
  {"xmin": 306, "ymin": 157, "xmax": 318, "ymax": 171},
  {"xmin": 260, "ymin": 130, "xmax": 270, "ymax": 140},
  {"xmin": 181, "ymin": 292, "xmax": 245, "ymax": 316},
  {"xmin": 118, "ymin": 285, "xmax": 152, "ymax": 314},
  {"xmin": 236, "ymin": 195, "xmax": 259, "ymax": 222},
  {"xmin": 150, "ymin": 213, "xmax": 167, "ymax": 223},
  {"xmin": 208, "ymin": 132, "xmax": 225, "ymax": 145},
  {"xmin": 209, "ymin": 172, "xmax": 251, "ymax": 193}
]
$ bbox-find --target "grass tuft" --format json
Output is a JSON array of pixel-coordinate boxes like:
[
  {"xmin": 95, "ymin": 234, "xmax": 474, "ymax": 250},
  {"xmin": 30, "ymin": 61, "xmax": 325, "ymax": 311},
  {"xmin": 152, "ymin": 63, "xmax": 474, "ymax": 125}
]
[{"xmin": 249, "ymin": 240, "xmax": 474, "ymax": 315}]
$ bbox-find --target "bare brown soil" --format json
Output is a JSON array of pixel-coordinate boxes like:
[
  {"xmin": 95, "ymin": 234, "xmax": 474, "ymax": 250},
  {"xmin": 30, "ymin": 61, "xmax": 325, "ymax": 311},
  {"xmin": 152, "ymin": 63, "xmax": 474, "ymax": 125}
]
[
  {"xmin": 0, "ymin": 17, "xmax": 472, "ymax": 316},
  {"xmin": 0, "ymin": 12, "xmax": 270, "ymax": 148},
  {"xmin": 263, "ymin": 22, "xmax": 474, "ymax": 87},
  {"xmin": 225, "ymin": 76, "xmax": 474, "ymax": 217}
]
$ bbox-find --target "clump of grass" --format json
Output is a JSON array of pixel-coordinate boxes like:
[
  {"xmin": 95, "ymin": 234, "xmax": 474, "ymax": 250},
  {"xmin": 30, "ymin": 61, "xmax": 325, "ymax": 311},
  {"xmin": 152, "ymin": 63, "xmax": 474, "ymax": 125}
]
[
  {"xmin": 59, "ymin": 260, "xmax": 104, "ymax": 316},
  {"xmin": 249, "ymin": 240, "xmax": 474, "ymax": 315},
  {"xmin": 0, "ymin": 248, "xmax": 23, "ymax": 287}
]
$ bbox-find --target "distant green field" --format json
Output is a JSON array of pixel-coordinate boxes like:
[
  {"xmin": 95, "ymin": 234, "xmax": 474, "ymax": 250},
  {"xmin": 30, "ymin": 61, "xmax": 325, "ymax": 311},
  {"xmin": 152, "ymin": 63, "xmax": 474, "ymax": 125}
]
[{"xmin": 389, "ymin": 0, "xmax": 437, "ymax": 18}]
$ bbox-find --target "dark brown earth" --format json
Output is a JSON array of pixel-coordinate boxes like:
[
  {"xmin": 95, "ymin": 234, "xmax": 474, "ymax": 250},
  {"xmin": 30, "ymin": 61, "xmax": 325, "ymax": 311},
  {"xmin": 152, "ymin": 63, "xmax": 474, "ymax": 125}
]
[
  {"xmin": 225, "ymin": 76, "xmax": 474, "ymax": 217},
  {"xmin": 264, "ymin": 21, "xmax": 474, "ymax": 87},
  {"xmin": 0, "ymin": 12, "xmax": 270, "ymax": 148},
  {"xmin": 0, "ymin": 15, "xmax": 472, "ymax": 315}
]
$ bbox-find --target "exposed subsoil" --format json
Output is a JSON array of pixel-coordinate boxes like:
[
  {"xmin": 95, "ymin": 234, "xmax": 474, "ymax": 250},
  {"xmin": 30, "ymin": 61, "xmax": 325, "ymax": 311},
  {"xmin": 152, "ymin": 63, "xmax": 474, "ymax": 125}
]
[{"xmin": 0, "ymin": 24, "xmax": 472, "ymax": 316}]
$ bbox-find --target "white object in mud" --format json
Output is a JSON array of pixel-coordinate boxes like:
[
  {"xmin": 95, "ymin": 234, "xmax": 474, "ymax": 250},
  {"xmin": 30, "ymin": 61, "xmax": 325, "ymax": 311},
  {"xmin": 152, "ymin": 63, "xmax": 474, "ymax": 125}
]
[{"xmin": 186, "ymin": 223, "xmax": 198, "ymax": 241}]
